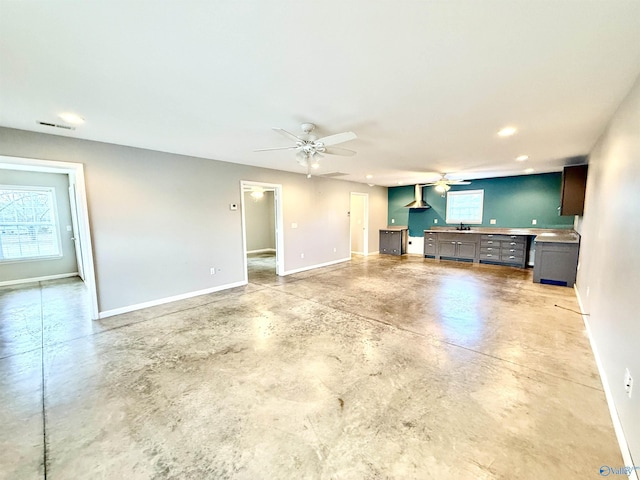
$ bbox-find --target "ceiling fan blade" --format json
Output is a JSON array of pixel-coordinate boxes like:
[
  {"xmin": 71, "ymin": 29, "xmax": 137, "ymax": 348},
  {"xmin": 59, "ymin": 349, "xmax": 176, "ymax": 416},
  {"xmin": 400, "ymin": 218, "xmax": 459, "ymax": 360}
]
[
  {"xmin": 315, "ymin": 131, "xmax": 357, "ymax": 146},
  {"xmin": 448, "ymin": 181, "xmax": 471, "ymax": 185},
  {"xmin": 254, "ymin": 146, "xmax": 298, "ymax": 152},
  {"xmin": 273, "ymin": 128, "xmax": 305, "ymax": 142},
  {"xmin": 323, "ymin": 147, "xmax": 356, "ymax": 156}
]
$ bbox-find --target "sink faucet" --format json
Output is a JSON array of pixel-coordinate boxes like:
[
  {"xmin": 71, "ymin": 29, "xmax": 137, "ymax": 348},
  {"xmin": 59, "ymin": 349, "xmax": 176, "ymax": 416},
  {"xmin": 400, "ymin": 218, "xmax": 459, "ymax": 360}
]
[{"xmin": 457, "ymin": 222, "xmax": 471, "ymax": 231}]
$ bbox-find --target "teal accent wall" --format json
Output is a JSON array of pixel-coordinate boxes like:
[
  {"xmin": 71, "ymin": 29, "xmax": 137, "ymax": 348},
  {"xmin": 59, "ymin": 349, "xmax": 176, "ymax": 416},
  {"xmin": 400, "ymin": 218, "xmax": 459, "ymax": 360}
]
[{"xmin": 388, "ymin": 173, "xmax": 575, "ymax": 237}]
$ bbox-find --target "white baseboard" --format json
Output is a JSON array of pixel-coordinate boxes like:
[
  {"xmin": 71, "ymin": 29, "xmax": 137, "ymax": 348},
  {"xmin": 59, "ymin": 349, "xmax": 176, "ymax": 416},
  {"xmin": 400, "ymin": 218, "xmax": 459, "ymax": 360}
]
[
  {"xmin": 0, "ymin": 272, "xmax": 79, "ymax": 287},
  {"xmin": 98, "ymin": 280, "xmax": 248, "ymax": 319},
  {"xmin": 247, "ymin": 248, "xmax": 276, "ymax": 254},
  {"xmin": 282, "ymin": 257, "xmax": 351, "ymax": 276},
  {"xmin": 574, "ymin": 286, "xmax": 638, "ymax": 480},
  {"xmin": 351, "ymin": 250, "xmax": 366, "ymax": 256}
]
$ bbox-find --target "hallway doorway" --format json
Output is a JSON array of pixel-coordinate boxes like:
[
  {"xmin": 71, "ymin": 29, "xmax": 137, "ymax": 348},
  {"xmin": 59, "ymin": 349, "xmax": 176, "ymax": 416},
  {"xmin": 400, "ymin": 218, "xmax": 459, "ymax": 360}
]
[
  {"xmin": 0, "ymin": 155, "xmax": 98, "ymax": 319},
  {"xmin": 240, "ymin": 181, "xmax": 284, "ymax": 282}
]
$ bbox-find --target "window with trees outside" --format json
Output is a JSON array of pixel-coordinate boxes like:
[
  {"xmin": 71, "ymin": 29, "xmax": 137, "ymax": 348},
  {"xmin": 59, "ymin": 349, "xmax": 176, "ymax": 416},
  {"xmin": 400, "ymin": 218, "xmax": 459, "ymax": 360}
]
[
  {"xmin": 446, "ymin": 189, "xmax": 484, "ymax": 224},
  {"xmin": 0, "ymin": 187, "xmax": 62, "ymax": 262}
]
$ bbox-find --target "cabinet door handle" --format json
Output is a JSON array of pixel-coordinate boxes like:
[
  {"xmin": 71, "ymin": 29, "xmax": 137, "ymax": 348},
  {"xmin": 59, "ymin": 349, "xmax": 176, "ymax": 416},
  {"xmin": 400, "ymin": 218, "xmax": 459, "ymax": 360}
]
[
  {"xmin": 451, "ymin": 241, "xmax": 456, "ymax": 244},
  {"xmin": 487, "ymin": 254, "xmax": 492, "ymax": 257},
  {"xmin": 457, "ymin": 242, "xmax": 462, "ymax": 244},
  {"xmin": 510, "ymin": 249, "xmax": 515, "ymax": 252},
  {"xmin": 487, "ymin": 241, "xmax": 493, "ymax": 244},
  {"xmin": 487, "ymin": 247, "xmax": 492, "ymax": 251},
  {"xmin": 511, "ymin": 235, "xmax": 517, "ymax": 239},
  {"xmin": 509, "ymin": 256, "xmax": 515, "ymax": 259},
  {"xmin": 510, "ymin": 242, "xmax": 516, "ymax": 245}
]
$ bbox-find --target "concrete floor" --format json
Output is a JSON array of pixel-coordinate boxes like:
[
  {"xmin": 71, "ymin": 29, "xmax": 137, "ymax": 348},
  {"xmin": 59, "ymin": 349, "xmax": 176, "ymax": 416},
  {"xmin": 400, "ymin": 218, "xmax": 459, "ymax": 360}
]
[{"xmin": 0, "ymin": 253, "xmax": 622, "ymax": 479}]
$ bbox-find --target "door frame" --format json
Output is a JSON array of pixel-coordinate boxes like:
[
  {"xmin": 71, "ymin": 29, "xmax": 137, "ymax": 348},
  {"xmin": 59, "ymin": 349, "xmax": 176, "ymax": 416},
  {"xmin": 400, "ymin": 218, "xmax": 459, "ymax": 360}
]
[
  {"xmin": 0, "ymin": 155, "xmax": 99, "ymax": 319},
  {"xmin": 350, "ymin": 192, "xmax": 369, "ymax": 256},
  {"xmin": 240, "ymin": 180, "xmax": 284, "ymax": 280}
]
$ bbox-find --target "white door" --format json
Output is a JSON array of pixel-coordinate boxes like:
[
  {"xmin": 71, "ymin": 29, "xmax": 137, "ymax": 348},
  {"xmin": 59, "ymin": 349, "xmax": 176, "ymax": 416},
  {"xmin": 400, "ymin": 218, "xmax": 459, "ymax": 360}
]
[
  {"xmin": 68, "ymin": 184, "xmax": 85, "ymax": 280},
  {"xmin": 350, "ymin": 193, "xmax": 368, "ymax": 255}
]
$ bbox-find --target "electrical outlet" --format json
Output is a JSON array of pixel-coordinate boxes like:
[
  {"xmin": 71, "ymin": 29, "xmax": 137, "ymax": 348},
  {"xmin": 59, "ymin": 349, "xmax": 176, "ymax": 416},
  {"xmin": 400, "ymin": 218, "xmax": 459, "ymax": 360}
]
[
  {"xmin": 624, "ymin": 369, "xmax": 633, "ymax": 398},
  {"xmin": 333, "ymin": 247, "xmax": 337, "ymax": 252},
  {"xmin": 391, "ymin": 218, "xmax": 395, "ymax": 224},
  {"xmin": 434, "ymin": 219, "xmax": 438, "ymax": 224},
  {"xmin": 210, "ymin": 267, "xmax": 216, "ymax": 275},
  {"xmin": 490, "ymin": 219, "xmax": 497, "ymax": 225},
  {"xmin": 300, "ymin": 253, "xmax": 304, "ymax": 259},
  {"xmin": 291, "ymin": 223, "xmax": 298, "ymax": 229},
  {"xmin": 532, "ymin": 219, "xmax": 537, "ymax": 225}
]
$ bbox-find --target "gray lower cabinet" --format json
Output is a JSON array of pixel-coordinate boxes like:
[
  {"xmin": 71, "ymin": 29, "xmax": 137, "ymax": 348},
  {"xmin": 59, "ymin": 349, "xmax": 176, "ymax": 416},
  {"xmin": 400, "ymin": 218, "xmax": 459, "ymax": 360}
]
[
  {"xmin": 424, "ymin": 232, "xmax": 437, "ymax": 256},
  {"xmin": 380, "ymin": 228, "xmax": 408, "ymax": 255},
  {"xmin": 435, "ymin": 233, "xmax": 479, "ymax": 262},
  {"xmin": 533, "ymin": 239, "xmax": 579, "ymax": 286},
  {"xmin": 424, "ymin": 231, "xmax": 529, "ymax": 267},
  {"xmin": 479, "ymin": 234, "xmax": 528, "ymax": 268}
]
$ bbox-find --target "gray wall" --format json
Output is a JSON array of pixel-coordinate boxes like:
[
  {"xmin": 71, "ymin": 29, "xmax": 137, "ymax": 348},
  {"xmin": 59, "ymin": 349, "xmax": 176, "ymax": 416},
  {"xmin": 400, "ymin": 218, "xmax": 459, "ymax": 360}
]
[
  {"xmin": 0, "ymin": 127, "xmax": 387, "ymax": 313},
  {"xmin": 244, "ymin": 190, "xmax": 275, "ymax": 252},
  {"xmin": 0, "ymin": 169, "xmax": 78, "ymax": 282},
  {"xmin": 576, "ymin": 73, "xmax": 640, "ymax": 463}
]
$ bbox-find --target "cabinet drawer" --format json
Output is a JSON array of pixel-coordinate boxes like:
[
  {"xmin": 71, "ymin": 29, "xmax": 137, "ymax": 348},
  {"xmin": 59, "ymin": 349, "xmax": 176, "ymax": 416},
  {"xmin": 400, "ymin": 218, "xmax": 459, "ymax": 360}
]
[
  {"xmin": 480, "ymin": 246, "xmax": 498, "ymax": 253},
  {"xmin": 481, "ymin": 239, "xmax": 499, "ymax": 247},
  {"xmin": 424, "ymin": 242, "xmax": 436, "ymax": 254},
  {"xmin": 479, "ymin": 251, "xmax": 500, "ymax": 260},
  {"xmin": 481, "ymin": 234, "xmax": 510, "ymax": 242},
  {"xmin": 501, "ymin": 253, "xmax": 524, "ymax": 263}
]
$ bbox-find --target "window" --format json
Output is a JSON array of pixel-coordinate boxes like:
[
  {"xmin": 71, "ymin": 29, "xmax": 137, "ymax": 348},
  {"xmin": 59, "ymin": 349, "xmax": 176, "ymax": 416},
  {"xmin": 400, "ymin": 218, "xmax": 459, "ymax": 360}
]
[
  {"xmin": 446, "ymin": 189, "xmax": 484, "ymax": 224},
  {"xmin": 0, "ymin": 187, "xmax": 62, "ymax": 262}
]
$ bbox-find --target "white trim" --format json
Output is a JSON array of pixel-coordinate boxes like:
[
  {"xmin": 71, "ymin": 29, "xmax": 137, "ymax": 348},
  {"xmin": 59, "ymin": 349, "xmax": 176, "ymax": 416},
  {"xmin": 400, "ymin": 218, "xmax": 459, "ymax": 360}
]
[
  {"xmin": 0, "ymin": 272, "xmax": 78, "ymax": 287},
  {"xmin": 574, "ymin": 286, "xmax": 638, "ymax": 480},
  {"xmin": 99, "ymin": 280, "xmax": 248, "ymax": 319},
  {"xmin": 247, "ymin": 248, "xmax": 276, "ymax": 254},
  {"xmin": 350, "ymin": 250, "xmax": 366, "ymax": 255},
  {"xmin": 281, "ymin": 257, "xmax": 350, "ymax": 276},
  {"xmin": 0, "ymin": 155, "xmax": 99, "ymax": 319}
]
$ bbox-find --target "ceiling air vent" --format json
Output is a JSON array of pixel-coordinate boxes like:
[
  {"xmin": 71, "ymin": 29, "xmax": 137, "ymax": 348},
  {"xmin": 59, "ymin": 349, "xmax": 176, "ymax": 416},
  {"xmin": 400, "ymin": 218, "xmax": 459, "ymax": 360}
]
[
  {"xmin": 36, "ymin": 121, "xmax": 75, "ymax": 131},
  {"xmin": 320, "ymin": 172, "xmax": 349, "ymax": 178}
]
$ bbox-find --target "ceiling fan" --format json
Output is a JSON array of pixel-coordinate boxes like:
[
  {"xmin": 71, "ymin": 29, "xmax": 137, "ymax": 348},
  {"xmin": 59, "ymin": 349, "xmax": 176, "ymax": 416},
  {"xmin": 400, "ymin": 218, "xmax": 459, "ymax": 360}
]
[
  {"xmin": 255, "ymin": 123, "xmax": 357, "ymax": 177},
  {"xmin": 424, "ymin": 173, "xmax": 471, "ymax": 194}
]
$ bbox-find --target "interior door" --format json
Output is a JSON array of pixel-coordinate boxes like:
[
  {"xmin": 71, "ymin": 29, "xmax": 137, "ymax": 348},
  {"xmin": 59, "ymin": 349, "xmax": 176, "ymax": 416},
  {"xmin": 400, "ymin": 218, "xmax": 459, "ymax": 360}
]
[
  {"xmin": 68, "ymin": 184, "xmax": 85, "ymax": 281},
  {"xmin": 350, "ymin": 193, "xmax": 368, "ymax": 255}
]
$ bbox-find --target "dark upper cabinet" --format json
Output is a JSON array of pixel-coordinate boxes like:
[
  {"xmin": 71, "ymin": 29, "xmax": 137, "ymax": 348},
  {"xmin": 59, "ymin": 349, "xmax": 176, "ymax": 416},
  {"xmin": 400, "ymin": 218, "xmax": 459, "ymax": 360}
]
[{"xmin": 560, "ymin": 164, "xmax": 588, "ymax": 216}]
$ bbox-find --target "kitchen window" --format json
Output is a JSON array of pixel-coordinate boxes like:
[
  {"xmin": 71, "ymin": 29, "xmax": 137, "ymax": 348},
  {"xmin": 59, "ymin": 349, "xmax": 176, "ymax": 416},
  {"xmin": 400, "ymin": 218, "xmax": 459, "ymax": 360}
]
[
  {"xmin": 0, "ymin": 186, "xmax": 62, "ymax": 262},
  {"xmin": 446, "ymin": 189, "xmax": 484, "ymax": 224}
]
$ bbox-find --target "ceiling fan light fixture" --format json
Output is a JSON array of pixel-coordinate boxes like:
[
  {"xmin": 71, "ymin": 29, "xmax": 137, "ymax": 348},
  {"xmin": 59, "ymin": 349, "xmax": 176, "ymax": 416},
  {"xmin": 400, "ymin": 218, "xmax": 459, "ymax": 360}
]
[
  {"xmin": 435, "ymin": 184, "xmax": 451, "ymax": 193},
  {"xmin": 516, "ymin": 155, "xmax": 529, "ymax": 161},
  {"xmin": 311, "ymin": 161, "xmax": 320, "ymax": 169}
]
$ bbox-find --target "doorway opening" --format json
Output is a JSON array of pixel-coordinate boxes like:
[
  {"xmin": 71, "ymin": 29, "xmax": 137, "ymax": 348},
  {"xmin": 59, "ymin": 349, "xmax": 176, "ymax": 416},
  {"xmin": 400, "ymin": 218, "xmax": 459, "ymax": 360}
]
[
  {"xmin": 0, "ymin": 155, "xmax": 98, "ymax": 319},
  {"xmin": 350, "ymin": 192, "xmax": 369, "ymax": 256},
  {"xmin": 240, "ymin": 181, "xmax": 284, "ymax": 283}
]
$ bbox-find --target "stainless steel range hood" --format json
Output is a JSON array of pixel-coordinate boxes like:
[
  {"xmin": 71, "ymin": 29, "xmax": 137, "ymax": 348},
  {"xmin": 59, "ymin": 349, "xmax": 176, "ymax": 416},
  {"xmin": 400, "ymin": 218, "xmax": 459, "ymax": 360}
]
[{"xmin": 404, "ymin": 184, "xmax": 431, "ymax": 209}]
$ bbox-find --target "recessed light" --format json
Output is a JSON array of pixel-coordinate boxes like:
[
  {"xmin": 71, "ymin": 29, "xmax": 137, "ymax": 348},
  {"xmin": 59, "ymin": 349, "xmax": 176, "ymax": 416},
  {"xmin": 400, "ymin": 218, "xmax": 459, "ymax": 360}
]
[
  {"xmin": 524, "ymin": 168, "xmax": 535, "ymax": 174},
  {"xmin": 516, "ymin": 155, "xmax": 529, "ymax": 162},
  {"xmin": 497, "ymin": 126, "xmax": 517, "ymax": 137},
  {"xmin": 58, "ymin": 112, "xmax": 85, "ymax": 125},
  {"xmin": 365, "ymin": 174, "xmax": 373, "ymax": 179}
]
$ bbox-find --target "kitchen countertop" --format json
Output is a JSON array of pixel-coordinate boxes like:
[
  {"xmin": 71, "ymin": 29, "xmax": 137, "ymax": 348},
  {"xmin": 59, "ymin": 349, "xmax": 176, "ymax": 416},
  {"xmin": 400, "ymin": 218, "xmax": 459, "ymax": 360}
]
[
  {"xmin": 426, "ymin": 227, "xmax": 575, "ymax": 236},
  {"xmin": 383, "ymin": 226, "xmax": 409, "ymax": 231},
  {"xmin": 533, "ymin": 231, "xmax": 580, "ymax": 244}
]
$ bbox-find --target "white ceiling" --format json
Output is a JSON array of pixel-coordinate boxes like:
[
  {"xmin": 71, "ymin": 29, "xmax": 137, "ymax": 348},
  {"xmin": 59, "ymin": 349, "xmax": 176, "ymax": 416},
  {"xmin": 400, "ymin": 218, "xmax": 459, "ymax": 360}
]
[{"xmin": 1, "ymin": 1, "xmax": 639, "ymax": 186}]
